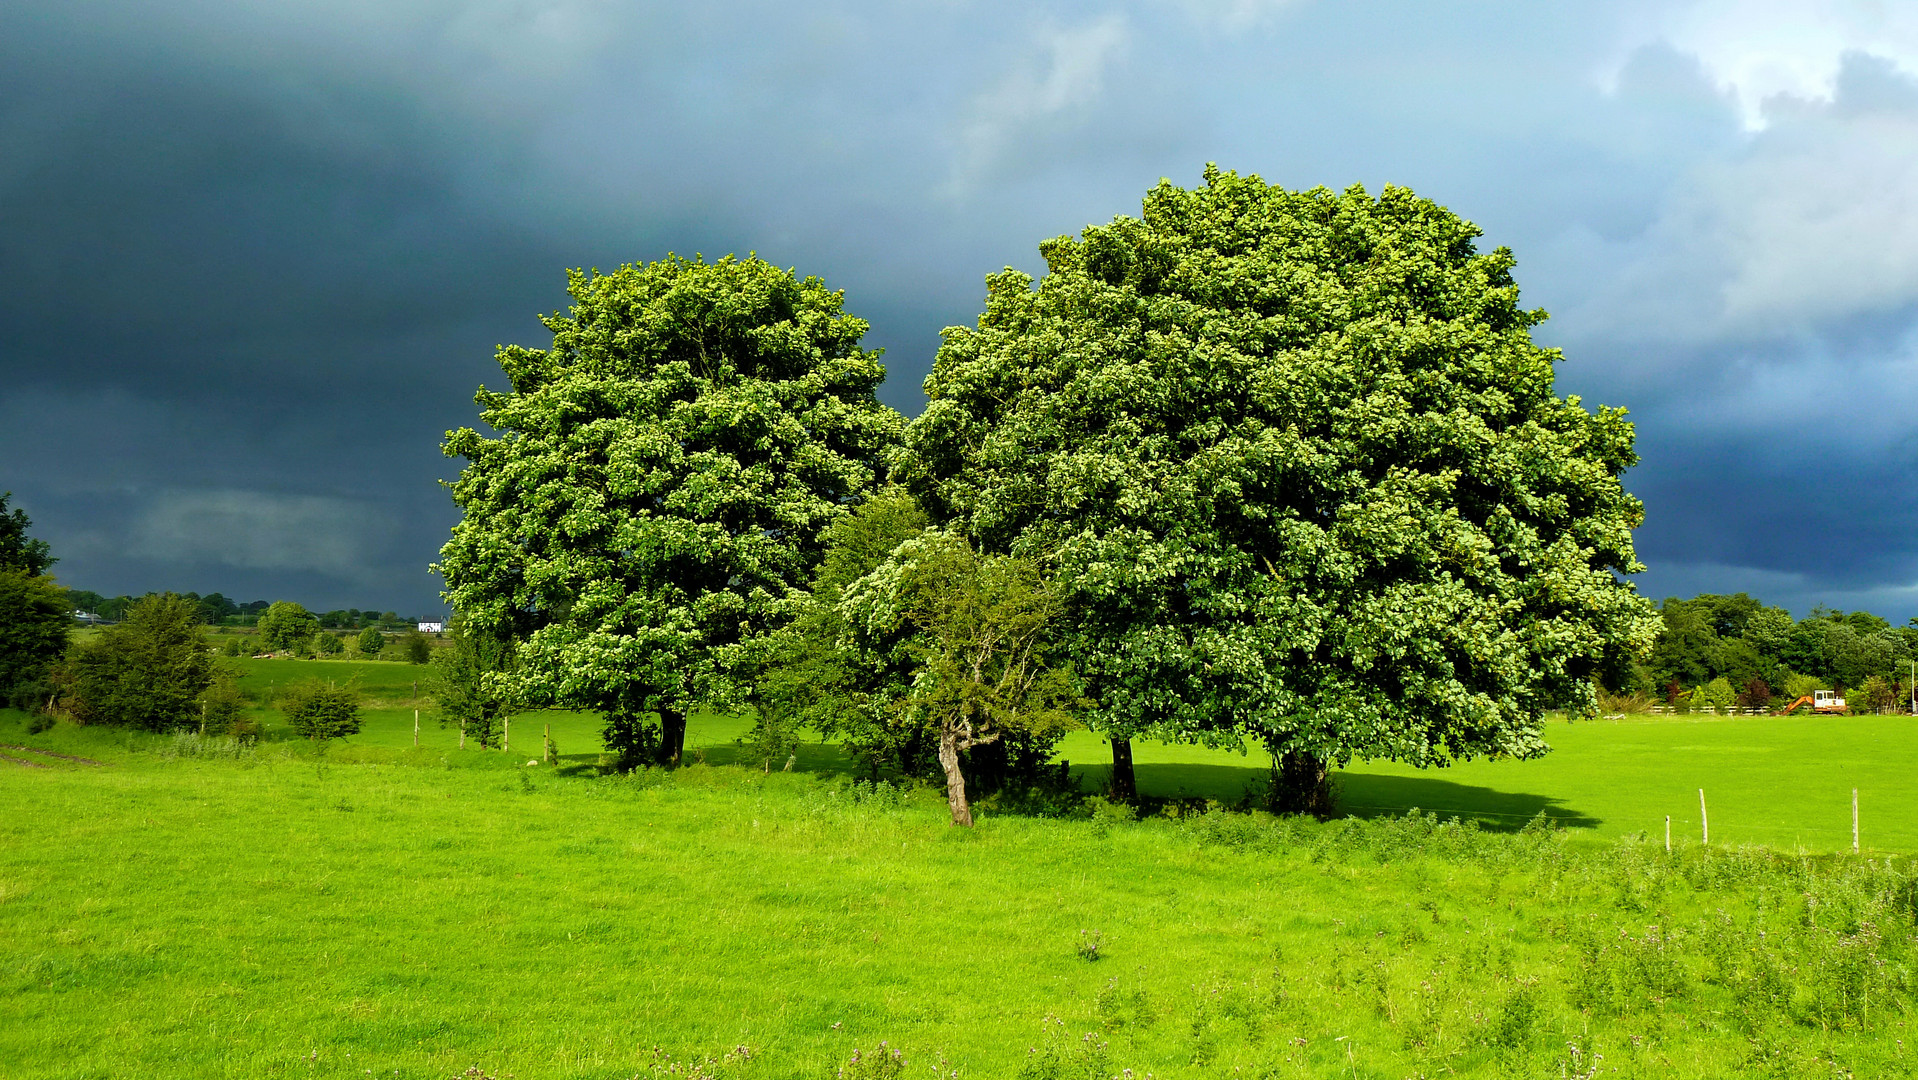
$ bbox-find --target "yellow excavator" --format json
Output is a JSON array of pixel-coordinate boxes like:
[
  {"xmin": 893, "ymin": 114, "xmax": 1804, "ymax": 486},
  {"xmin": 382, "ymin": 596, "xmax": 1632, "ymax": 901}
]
[{"xmin": 1775, "ymin": 690, "xmax": 1847, "ymax": 715}]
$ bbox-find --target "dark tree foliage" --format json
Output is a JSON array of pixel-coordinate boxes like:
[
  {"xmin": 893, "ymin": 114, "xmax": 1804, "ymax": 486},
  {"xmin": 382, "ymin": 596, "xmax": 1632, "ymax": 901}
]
[
  {"xmin": 0, "ymin": 492, "xmax": 54, "ymax": 577},
  {"xmin": 1640, "ymin": 594, "xmax": 1915, "ymax": 703},
  {"xmin": 65, "ymin": 594, "xmax": 214, "ymax": 731},
  {"xmin": 0, "ymin": 570, "xmax": 70, "ymax": 708}
]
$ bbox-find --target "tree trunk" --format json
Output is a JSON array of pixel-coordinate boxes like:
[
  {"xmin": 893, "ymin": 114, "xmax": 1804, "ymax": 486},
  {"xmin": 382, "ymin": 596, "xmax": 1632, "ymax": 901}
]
[
  {"xmin": 1275, "ymin": 749, "xmax": 1334, "ymax": 819},
  {"xmin": 660, "ymin": 706, "xmax": 687, "ymax": 767},
  {"xmin": 938, "ymin": 724, "xmax": 974, "ymax": 827},
  {"xmin": 1108, "ymin": 737, "xmax": 1136, "ymax": 802}
]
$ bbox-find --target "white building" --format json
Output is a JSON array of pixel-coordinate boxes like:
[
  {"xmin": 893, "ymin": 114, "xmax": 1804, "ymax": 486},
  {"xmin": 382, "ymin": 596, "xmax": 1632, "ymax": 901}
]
[{"xmin": 418, "ymin": 621, "xmax": 445, "ymax": 634}]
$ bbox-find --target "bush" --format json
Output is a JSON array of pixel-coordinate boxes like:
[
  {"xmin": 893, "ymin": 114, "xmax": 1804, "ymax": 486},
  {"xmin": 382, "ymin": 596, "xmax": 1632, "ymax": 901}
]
[
  {"xmin": 199, "ymin": 667, "xmax": 250, "ymax": 737},
  {"xmin": 402, "ymin": 631, "xmax": 432, "ymax": 664},
  {"xmin": 1693, "ymin": 676, "xmax": 1736, "ymax": 712},
  {"xmin": 279, "ymin": 680, "xmax": 361, "ymax": 740},
  {"xmin": 355, "ymin": 626, "xmax": 384, "ymax": 657},
  {"xmin": 1782, "ymin": 672, "xmax": 1829, "ymax": 701},
  {"xmin": 65, "ymin": 593, "xmax": 214, "ymax": 731},
  {"xmin": 314, "ymin": 632, "xmax": 344, "ymax": 656}
]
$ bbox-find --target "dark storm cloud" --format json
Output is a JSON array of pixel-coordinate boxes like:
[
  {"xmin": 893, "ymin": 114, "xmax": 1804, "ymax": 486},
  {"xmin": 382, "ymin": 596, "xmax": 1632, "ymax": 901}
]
[{"xmin": 5, "ymin": 0, "xmax": 1918, "ymax": 618}]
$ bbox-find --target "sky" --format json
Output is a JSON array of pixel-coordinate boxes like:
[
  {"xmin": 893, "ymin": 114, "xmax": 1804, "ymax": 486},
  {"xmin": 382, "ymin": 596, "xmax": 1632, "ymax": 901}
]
[{"xmin": 3, "ymin": 0, "xmax": 1918, "ymax": 620}]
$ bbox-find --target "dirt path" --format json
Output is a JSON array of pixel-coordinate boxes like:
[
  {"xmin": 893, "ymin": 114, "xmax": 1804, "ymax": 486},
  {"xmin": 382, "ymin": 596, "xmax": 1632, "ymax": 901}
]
[
  {"xmin": 0, "ymin": 744, "xmax": 105, "ymax": 766},
  {"xmin": 0, "ymin": 753, "xmax": 47, "ymax": 768}
]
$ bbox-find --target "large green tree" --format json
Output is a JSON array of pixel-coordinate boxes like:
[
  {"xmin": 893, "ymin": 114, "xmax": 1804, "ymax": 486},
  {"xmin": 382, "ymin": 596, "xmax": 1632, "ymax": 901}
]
[
  {"xmin": 437, "ymin": 255, "xmax": 904, "ymax": 765},
  {"xmin": 903, "ymin": 167, "xmax": 1659, "ymax": 811}
]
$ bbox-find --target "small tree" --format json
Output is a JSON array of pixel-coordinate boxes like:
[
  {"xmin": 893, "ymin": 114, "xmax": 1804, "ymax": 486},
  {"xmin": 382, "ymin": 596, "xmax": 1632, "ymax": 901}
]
[
  {"xmin": 199, "ymin": 666, "xmax": 254, "ymax": 739},
  {"xmin": 402, "ymin": 631, "xmax": 432, "ymax": 664},
  {"xmin": 355, "ymin": 626, "xmax": 384, "ymax": 657},
  {"xmin": 745, "ymin": 487, "xmax": 932, "ymax": 778},
  {"xmin": 256, "ymin": 601, "xmax": 319, "ymax": 653},
  {"xmin": 280, "ymin": 680, "xmax": 361, "ymax": 740},
  {"xmin": 314, "ymin": 632, "xmax": 345, "ymax": 656},
  {"xmin": 429, "ymin": 619, "xmax": 520, "ymax": 749},
  {"xmin": 65, "ymin": 594, "xmax": 214, "ymax": 730},
  {"xmin": 840, "ymin": 531, "xmax": 1079, "ymax": 826}
]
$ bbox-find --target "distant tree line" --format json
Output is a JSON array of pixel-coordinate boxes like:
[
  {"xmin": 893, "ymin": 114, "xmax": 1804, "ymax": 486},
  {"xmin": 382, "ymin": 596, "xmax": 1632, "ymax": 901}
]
[
  {"xmin": 1612, "ymin": 592, "xmax": 1918, "ymax": 714},
  {"xmin": 66, "ymin": 588, "xmax": 421, "ymax": 631}
]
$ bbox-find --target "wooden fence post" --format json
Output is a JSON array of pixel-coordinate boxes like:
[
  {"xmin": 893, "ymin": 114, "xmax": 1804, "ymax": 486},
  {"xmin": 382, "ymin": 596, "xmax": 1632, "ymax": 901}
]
[
  {"xmin": 1665, "ymin": 815, "xmax": 1671, "ymax": 853},
  {"xmin": 1699, "ymin": 789, "xmax": 1709, "ymax": 845},
  {"xmin": 413, "ymin": 709, "xmax": 419, "ymax": 748},
  {"xmin": 1853, "ymin": 788, "xmax": 1860, "ymax": 854}
]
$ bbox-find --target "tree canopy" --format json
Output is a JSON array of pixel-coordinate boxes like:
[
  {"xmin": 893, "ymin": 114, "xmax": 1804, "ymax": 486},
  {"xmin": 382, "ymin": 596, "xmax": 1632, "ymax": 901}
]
[
  {"xmin": 902, "ymin": 167, "xmax": 1658, "ymax": 805},
  {"xmin": 437, "ymin": 254, "xmax": 904, "ymax": 765}
]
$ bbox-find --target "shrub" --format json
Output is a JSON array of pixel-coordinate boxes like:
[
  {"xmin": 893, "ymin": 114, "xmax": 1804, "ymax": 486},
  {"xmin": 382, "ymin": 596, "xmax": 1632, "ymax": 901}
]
[
  {"xmin": 1693, "ymin": 676, "xmax": 1736, "ymax": 712},
  {"xmin": 1782, "ymin": 672, "xmax": 1829, "ymax": 701},
  {"xmin": 355, "ymin": 626, "xmax": 384, "ymax": 657},
  {"xmin": 279, "ymin": 680, "xmax": 361, "ymax": 740},
  {"xmin": 64, "ymin": 593, "xmax": 214, "ymax": 730},
  {"xmin": 314, "ymin": 632, "xmax": 344, "ymax": 656},
  {"xmin": 402, "ymin": 631, "xmax": 432, "ymax": 664},
  {"xmin": 199, "ymin": 667, "xmax": 248, "ymax": 736}
]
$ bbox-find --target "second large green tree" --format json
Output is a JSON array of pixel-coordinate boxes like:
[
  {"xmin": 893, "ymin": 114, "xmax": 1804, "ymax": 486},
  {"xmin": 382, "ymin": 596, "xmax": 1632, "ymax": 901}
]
[
  {"xmin": 903, "ymin": 167, "xmax": 1658, "ymax": 810},
  {"xmin": 438, "ymin": 256, "xmax": 902, "ymax": 764}
]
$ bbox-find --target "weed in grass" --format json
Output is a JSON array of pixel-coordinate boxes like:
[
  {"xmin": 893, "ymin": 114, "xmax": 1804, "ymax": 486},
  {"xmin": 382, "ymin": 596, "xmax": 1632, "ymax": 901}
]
[
  {"xmin": 1016, "ymin": 1016, "xmax": 1116, "ymax": 1080},
  {"xmin": 835, "ymin": 1041, "xmax": 905, "ymax": 1079},
  {"xmin": 1076, "ymin": 929, "xmax": 1104, "ymax": 961}
]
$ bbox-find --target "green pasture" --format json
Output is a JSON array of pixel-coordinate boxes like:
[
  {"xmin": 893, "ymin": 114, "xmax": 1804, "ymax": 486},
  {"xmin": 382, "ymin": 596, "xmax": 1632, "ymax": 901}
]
[
  {"xmin": 1059, "ymin": 714, "xmax": 1918, "ymax": 855},
  {"xmin": 3, "ymin": 710, "xmax": 1915, "ymax": 1080},
  {"xmin": 180, "ymin": 655, "xmax": 1918, "ymax": 855}
]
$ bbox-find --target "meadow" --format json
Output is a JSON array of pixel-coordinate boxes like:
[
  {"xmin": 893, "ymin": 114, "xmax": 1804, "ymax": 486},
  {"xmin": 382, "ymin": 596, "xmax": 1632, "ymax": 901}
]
[
  {"xmin": 2, "ymin": 665, "xmax": 1916, "ymax": 1079},
  {"xmin": 213, "ymin": 651, "xmax": 1918, "ymax": 856}
]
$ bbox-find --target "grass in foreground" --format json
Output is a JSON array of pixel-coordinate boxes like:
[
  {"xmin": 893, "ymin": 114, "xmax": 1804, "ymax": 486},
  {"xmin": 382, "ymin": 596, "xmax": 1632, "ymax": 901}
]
[{"xmin": 2, "ymin": 711, "xmax": 1915, "ymax": 1080}]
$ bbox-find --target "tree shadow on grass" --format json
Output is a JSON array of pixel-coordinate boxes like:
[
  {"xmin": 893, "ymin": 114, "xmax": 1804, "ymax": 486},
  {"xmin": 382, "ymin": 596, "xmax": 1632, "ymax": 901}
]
[{"xmin": 1072, "ymin": 762, "xmax": 1600, "ymax": 832}]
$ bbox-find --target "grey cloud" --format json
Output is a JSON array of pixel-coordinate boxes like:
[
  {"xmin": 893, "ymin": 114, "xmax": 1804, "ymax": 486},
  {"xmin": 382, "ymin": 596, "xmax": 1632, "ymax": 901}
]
[
  {"xmin": 6, "ymin": 0, "xmax": 1918, "ymax": 620},
  {"xmin": 126, "ymin": 489, "xmax": 391, "ymax": 576}
]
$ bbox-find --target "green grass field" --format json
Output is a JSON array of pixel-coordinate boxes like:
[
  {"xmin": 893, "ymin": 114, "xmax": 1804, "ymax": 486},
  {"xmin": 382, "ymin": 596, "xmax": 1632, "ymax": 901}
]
[
  {"xmin": 5, "ymin": 666, "xmax": 1916, "ymax": 1078},
  {"xmin": 253, "ymin": 677, "xmax": 1916, "ymax": 856},
  {"xmin": 2, "ymin": 711, "xmax": 1915, "ymax": 1079}
]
